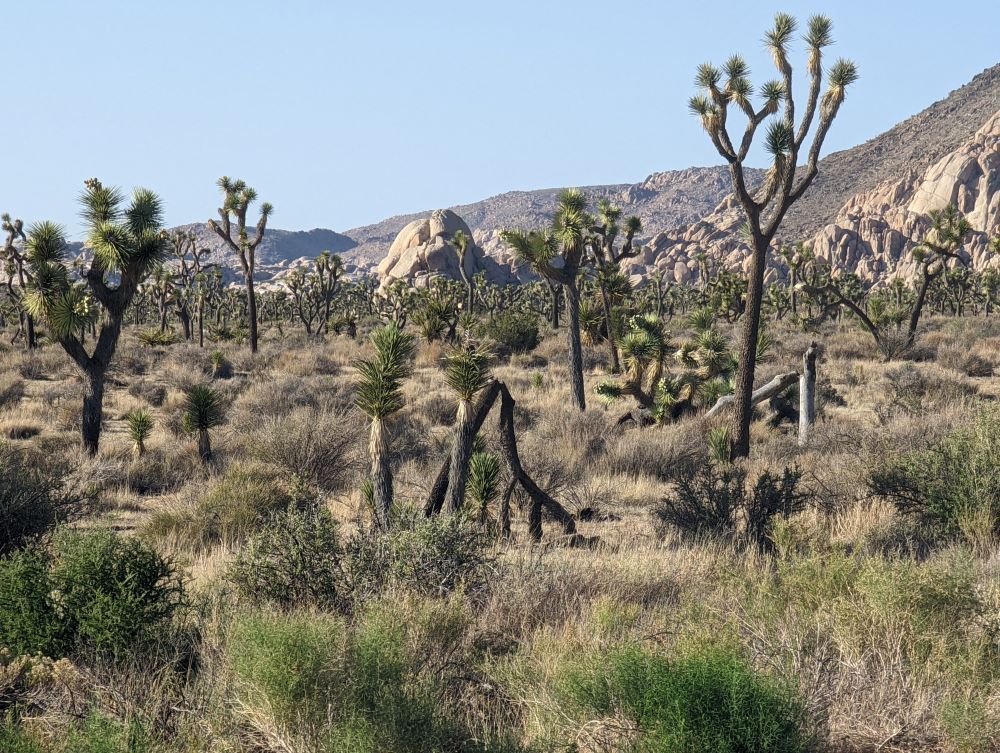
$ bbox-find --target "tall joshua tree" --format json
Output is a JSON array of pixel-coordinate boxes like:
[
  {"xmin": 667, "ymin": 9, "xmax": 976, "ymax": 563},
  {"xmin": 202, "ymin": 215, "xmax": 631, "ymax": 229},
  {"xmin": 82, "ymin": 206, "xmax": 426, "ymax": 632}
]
[
  {"xmin": 688, "ymin": 13, "xmax": 858, "ymax": 458},
  {"xmin": 591, "ymin": 200, "xmax": 643, "ymax": 373},
  {"xmin": 207, "ymin": 177, "xmax": 272, "ymax": 353},
  {"xmin": 443, "ymin": 343, "xmax": 493, "ymax": 514},
  {"xmin": 23, "ymin": 180, "xmax": 168, "ymax": 454},
  {"xmin": 354, "ymin": 324, "xmax": 415, "ymax": 530},
  {"xmin": 451, "ymin": 230, "xmax": 476, "ymax": 314},
  {"xmin": 1, "ymin": 214, "xmax": 37, "ymax": 349},
  {"xmin": 502, "ymin": 189, "xmax": 591, "ymax": 410}
]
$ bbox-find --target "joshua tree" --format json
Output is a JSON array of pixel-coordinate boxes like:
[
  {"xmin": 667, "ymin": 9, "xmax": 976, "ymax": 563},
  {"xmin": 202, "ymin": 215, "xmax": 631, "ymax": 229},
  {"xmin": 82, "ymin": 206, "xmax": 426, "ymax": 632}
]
[
  {"xmin": 443, "ymin": 343, "xmax": 493, "ymax": 514},
  {"xmin": 591, "ymin": 200, "xmax": 642, "ymax": 372},
  {"xmin": 183, "ymin": 384, "xmax": 225, "ymax": 462},
  {"xmin": 126, "ymin": 409, "xmax": 154, "ymax": 457},
  {"xmin": 168, "ymin": 230, "xmax": 212, "ymax": 340},
  {"xmin": 207, "ymin": 177, "xmax": 273, "ymax": 353},
  {"xmin": 1, "ymin": 214, "xmax": 37, "ymax": 348},
  {"xmin": 800, "ymin": 205, "xmax": 972, "ymax": 357},
  {"xmin": 451, "ymin": 230, "xmax": 476, "ymax": 314},
  {"xmin": 354, "ymin": 324, "xmax": 415, "ymax": 530},
  {"xmin": 502, "ymin": 189, "xmax": 592, "ymax": 410},
  {"xmin": 688, "ymin": 12, "xmax": 858, "ymax": 458},
  {"xmin": 22, "ymin": 180, "xmax": 168, "ymax": 454}
]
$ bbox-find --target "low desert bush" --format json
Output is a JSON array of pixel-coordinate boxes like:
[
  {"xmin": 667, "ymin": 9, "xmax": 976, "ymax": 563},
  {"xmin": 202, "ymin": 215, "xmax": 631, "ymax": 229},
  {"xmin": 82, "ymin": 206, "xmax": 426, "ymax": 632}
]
[
  {"xmin": 481, "ymin": 311, "xmax": 540, "ymax": 355},
  {"xmin": 654, "ymin": 463, "xmax": 806, "ymax": 552},
  {"xmin": 869, "ymin": 405, "xmax": 1000, "ymax": 542},
  {"xmin": 556, "ymin": 643, "xmax": 813, "ymax": 753},
  {"xmin": 0, "ymin": 442, "xmax": 69, "ymax": 554},
  {"xmin": 143, "ymin": 462, "xmax": 292, "ymax": 550},
  {"xmin": 0, "ymin": 528, "xmax": 182, "ymax": 657},
  {"xmin": 228, "ymin": 601, "xmax": 501, "ymax": 752}
]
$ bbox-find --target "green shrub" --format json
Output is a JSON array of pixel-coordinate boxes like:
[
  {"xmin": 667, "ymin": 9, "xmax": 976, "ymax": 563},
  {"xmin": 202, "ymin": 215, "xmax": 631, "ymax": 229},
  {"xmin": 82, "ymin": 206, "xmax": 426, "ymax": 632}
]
[
  {"xmin": 869, "ymin": 406, "xmax": 1000, "ymax": 541},
  {"xmin": 228, "ymin": 603, "xmax": 497, "ymax": 753},
  {"xmin": 0, "ymin": 529, "xmax": 182, "ymax": 657},
  {"xmin": 482, "ymin": 311, "xmax": 540, "ymax": 354},
  {"xmin": 348, "ymin": 510, "xmax": 497, "ymax": 601},
  {"xmin": 229, "ymin": 504, "xmax": 349, "ymax": 612},
  {"xmin": 144, "ymin": 462, "xmax": 292, "ymax": 550},
  {"xmin": 559, "ymin": 644, "xmax": 813, "ymax": 753},
  {"xmin": 0, "ymin": 443, "xmax": 69, "ymax": 555}
]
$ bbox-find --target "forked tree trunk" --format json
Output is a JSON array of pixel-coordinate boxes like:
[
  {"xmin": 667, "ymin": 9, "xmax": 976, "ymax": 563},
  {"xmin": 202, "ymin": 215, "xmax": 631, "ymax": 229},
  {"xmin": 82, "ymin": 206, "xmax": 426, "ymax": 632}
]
[
  {"xmin": 798, "ymin": 342, "xmax": 818, "ymax": 447},
  {"xmin": 444, "ymin": 399, "xmax": 476, "ymax": 513},
  {"xmin": 369, "ymin": 418, "xmax": 393, "ymax": 530},
  {"xmin": 565, "ymin": 280, "xmax": 586, "ymax": 411}
]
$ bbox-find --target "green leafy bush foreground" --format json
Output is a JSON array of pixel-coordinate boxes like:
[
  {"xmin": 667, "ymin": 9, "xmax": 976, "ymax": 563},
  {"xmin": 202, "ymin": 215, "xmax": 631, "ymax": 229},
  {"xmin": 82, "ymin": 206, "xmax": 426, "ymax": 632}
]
[
  {"xmin": 556, "ymin": 643, "xmax": 813, "ymax": 753},
  {"xmin": 0, "ymin": 528, "xmax": 182, "ymax": 657}
]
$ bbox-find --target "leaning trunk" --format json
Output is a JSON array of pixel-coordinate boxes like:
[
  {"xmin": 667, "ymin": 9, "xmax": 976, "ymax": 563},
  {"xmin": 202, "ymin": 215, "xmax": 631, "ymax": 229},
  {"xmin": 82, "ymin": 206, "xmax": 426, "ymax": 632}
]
[
  {"xmin": 444, "ymin": 399, "xmax": 476, "ymax": 514},
  {"xmin": 369, "ymin": 418, "xmax": 393, "ymax": 530},
  {"xmin": 729, "ymin": 240, "xmax": 767, "ymax": 459},
  {"xmin": 565, "ymin": 280, "xmax": 586, "ymax": 411},
  {"xmin": 82, "ymin": 366, "xmax": 105, "ymax": 457}
]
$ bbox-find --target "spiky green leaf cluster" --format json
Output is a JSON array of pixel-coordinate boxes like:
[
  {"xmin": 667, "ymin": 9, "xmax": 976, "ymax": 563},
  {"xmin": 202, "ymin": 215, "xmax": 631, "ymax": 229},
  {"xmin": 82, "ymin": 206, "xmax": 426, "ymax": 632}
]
[
  {"xmin": 182, "ymin": 385, "xmax": 225, "ymax": 433},
  {"xmin": 443, "ymin": 343, "xmax": 493, "ymax": 402},
  {"xmin": 126, "ymin": 409, "xmax": 154, "ymax": 444},
  {"xmin": 468, "ymin": 451, "xmax": 502, "ymax": 510},
  {"xmin": 354, "ymin": 325, "xmax": 416, "ymax": 420}
]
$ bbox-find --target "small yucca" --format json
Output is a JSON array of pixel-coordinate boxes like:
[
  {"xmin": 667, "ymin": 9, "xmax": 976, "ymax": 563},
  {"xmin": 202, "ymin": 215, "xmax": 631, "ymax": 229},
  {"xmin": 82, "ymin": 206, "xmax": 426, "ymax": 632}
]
[
  {"xmin": 126, "ymin": 409, "xmax": 154, "ymax": 457},
  {"xmin": 183, "ymin": 385, "xmax": 225, "ymax": 462},
  {"xmin": 468, "ymin": 451, "xmax": 502, "ymax": 525}
]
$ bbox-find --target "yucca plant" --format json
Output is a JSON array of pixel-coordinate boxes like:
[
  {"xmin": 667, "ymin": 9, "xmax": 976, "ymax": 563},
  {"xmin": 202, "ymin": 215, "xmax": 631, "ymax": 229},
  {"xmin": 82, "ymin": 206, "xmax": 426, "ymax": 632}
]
[
  {"xmin": 210, "ymin": 350, "xmax": 232, "ymax": 379},
  {"xmin": 354, "ymin": 324, "xmax": 415, "ymax": 530},
  {"xmin": 443, "ymin": 342, "xmax": 493, "ymax": 514},
  {"xmin": 182, "ymin": 385, "xmax": 225, "ymax": 462},
  {"xmin": 126, "ymin": 409, "xmax": 154, "ymax": 457},
  {"xmin": 468, "ymin": 451, "xmax": 502, "ymax": 526},
  {"xmin": 22, "ymin": 180, "xmax": 168, "ymax": 455}
]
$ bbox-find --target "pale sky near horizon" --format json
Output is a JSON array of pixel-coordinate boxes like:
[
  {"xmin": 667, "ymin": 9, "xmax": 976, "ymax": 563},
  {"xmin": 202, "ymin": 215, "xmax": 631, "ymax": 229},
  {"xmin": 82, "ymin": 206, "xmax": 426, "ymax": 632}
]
[{"xmin": 3, "ymin": 1, "xmax": 998, "ymax": 237}]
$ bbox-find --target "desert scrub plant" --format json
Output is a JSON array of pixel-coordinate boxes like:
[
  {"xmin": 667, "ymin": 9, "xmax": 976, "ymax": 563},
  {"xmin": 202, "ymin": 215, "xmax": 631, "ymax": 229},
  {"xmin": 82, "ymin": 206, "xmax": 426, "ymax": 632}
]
[
  {"xmin": 125, "ymin": 409, "xmax": 153, "ymax": 457},
  {"xmin": 348, "ymin": 509, "xmax": 497, "ymax": 601},
  {"xmin": 0, "ymin": 528, "xmax": 181, "ymax": 657},
  {"xmin": 209, "ymin": 349, "xmax": 232, "ymax": 379},
  {"xmin": 248, "ymin": 405, "xmax": 362, "ymax": 495},
  {"xmin": 869, "ymin": 405, "xmax": 1000, "ymax": 543},
  {"xmin": 354, "ymin": 324, "xmax": 415, "ymax": 530},
  {"xmin": 555, "ymin": 642, "xmax": 813, "ymax": 753},
  {"xmin": 181, "ymin": 384, "xmax": 225, "ymax": 462},
  {"xmin": 481, "ymin": 310, "xmax": 540, "ymax": 355},
  {"xmin": 0, "ymin": 442, "xmax": 70, "ymax": 555},
  {"xmin": 143, "ymin": 462, "xmax": 292, "ymax": 551},
  {"xmin": 227, "ymin": 600, "xmax": 499, "ymax": 753},
  {"xmin": 0, "ymin": 373, "xmax": 24, "ymax": 411},
  {"xmin": 229, "ymin": 504, "xmax": 349, "ymax": 612},
  {"xmin": 654, "ymin": 462, "xmax": 806, "ymax": 552},
  {"xmin": 136, "ymin": 328, "xmax": 178, "ymax": 347}
]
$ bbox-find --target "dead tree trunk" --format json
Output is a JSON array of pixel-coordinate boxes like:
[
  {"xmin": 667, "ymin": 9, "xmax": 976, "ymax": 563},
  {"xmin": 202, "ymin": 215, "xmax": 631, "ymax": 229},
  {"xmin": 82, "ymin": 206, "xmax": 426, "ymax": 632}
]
[
  {"xmin": 705, "ymin": 371, "xmax": 799, "ymax": 420},
  {"xmin": 798, "ymin": 342, "xmax": 818, "ymax": 446}
]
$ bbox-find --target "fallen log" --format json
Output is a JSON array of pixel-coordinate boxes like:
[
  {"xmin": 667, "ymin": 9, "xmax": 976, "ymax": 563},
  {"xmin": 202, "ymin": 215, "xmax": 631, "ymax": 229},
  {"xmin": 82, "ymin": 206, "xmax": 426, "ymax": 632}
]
[{"xmin": 704, "ymin": 371, "xmax": 799, "ymax": 419}]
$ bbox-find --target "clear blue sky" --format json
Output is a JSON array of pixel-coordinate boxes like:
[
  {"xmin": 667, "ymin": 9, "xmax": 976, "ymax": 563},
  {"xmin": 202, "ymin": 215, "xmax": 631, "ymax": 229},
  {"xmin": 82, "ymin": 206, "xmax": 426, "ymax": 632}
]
[{"xmin": 4, "ymin": 1, "xmax": 998, "ymax": 237}]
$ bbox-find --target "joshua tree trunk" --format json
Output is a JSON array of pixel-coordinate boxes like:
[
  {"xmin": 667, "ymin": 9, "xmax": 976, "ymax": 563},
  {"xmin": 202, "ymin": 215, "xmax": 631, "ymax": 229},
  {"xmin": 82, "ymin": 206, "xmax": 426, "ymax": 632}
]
[
  {"xmin": 565, "ymin": 280, "xmax": 586, "ymax": 411},
  {"xmin": 798, "ymin": 342, "xmax": 817, "ymax": 446},
  {"xmin": 906, "ymin": 269, "xmax": 935, "ymax": 347},
  {"xmin": 599, "ymin": 285, "xmax": 621, "ymax": 373},
  {"xmin": 81, "ymin": 365, "xmax": 105, "ymax": 456},
  {"xmin": 549, "ymin": 282, "xmax": 561, "ymax": 329},
  {"xmin": 246, "ymin": 276, "xmax": 259, "ymax": 353},
  {"xmin": 197, "ymin": 428, "xmax": 212, "ymax": 462},
  {"xmin": 444, "ymin": 399, "xmax": 476, "ymax": 513},
  {"xmin": 729, "ymin": 239, "xmax": 767, "ymax": 457},
  {"xmin": 369, "ymin": 419, "xmax": 393, "ymax": 530}
]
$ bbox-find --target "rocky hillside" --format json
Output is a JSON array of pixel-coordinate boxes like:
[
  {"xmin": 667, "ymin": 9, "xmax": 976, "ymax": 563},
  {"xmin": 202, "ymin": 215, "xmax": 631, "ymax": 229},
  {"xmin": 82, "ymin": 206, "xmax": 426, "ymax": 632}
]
[{"xmin": 631, "ymin": 64, "xmax": 1000, "ymax": 286}]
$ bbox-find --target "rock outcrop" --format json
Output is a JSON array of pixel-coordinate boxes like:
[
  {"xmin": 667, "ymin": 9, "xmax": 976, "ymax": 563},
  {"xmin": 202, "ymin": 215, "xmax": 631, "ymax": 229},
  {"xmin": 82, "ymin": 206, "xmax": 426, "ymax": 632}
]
[{"xmin": 376, "ymin": 209, "xmax": 518, "ymax": 289}]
